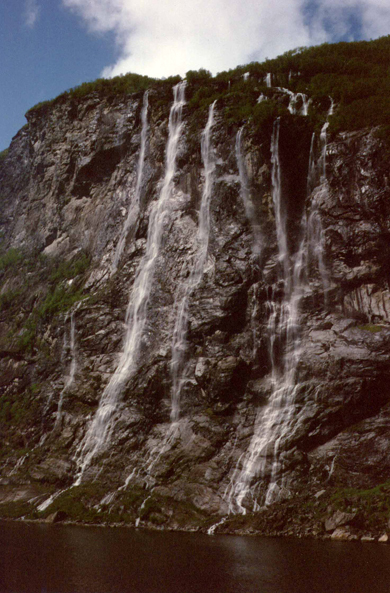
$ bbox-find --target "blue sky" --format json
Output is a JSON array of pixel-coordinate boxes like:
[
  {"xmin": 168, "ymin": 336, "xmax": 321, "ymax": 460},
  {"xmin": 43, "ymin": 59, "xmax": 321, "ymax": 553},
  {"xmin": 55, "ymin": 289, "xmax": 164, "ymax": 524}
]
[
  {"xmin": 0, "ymin": 1, "xmax": 116, "ymax": 150},
  {"xmin": 1, "ymin": 0, "xmax": 389, "ymax": 151}
]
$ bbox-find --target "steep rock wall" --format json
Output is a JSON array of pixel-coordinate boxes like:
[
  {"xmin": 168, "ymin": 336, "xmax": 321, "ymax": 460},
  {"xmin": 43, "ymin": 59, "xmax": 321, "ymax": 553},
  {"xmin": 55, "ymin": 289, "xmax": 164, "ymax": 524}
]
[{"xmin": 0, "ymin": 82, "xmax": 390, "ymax": 535}]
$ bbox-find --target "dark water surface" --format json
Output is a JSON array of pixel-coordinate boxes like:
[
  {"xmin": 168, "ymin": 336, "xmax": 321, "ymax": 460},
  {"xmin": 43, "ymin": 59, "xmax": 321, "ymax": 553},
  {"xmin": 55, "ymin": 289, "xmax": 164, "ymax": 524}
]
[{"xmin": 1, "ymin": 521, "xmax": 390, "ymax": 593}]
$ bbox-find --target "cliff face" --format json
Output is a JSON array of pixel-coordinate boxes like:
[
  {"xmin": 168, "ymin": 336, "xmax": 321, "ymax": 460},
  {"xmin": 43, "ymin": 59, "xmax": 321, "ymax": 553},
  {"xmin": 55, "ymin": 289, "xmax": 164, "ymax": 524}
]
[{"xmin": 0, "ymin": 79, "xmax": 390, "ymax": 536}]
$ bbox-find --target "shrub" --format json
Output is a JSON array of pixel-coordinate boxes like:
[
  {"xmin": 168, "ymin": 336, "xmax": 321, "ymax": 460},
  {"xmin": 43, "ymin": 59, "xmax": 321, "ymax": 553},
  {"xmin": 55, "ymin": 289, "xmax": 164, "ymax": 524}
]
[
  {"xmin": 186, "ymin": 69, "xmax": 212, "ymax": 86},
  {"xmin": 0, "ymin": 148, "xmax": 9, "ymax": 163},
  {"xmin": 0, "ymin": 248, "xmax": 22, "ymax": 271}
]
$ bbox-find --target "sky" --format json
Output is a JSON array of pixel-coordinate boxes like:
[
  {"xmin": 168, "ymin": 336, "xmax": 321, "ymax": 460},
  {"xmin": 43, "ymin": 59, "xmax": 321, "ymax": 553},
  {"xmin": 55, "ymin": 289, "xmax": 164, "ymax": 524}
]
[{"xmin": 1, "ymin": 0, "xmax": 389, "ymax": 150}]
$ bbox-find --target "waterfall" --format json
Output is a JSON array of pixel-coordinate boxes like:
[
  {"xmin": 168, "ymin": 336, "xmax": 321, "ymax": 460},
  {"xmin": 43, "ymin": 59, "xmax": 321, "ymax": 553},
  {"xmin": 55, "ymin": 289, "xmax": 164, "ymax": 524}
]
[
  {"xmin": 271, "ymin": 119, "xmax": 289, "ymax": 284},
  {"xmin": 320, "ymin": 98, "xmax": 334, "ymax": 179},
  {"xmin": 306, "ymin": 100, "xmax": 334, "ymax": 301},
  {"xmin": 112, "ymin": 91, "xmax": 149, "ymax": 273},
  {"xmin": 207, "ymin": 516, "xmax": 227, "ymax": 535},
  {"xmin": 265, "ymin": 73, "xmax": 272, "ymax": 88},
  {"xmin": 235, "ymin": 127, "xmax": 262, "ymax": 257},
  {"xmin": 75, "ymin": 81, "xmax": 186, "ymax": 481},
  {"xmin": 54, "ymin": 308, "xmax": 77, "ymax": 429},
  {"xmin": 276, "ymin": 88, "xmax": 310, "ymax": 116},
  {"xmin": 226, "ymin": 116, "xmax": 326, "ymax": 513},
  {"xmin": 290, "ymin": 93, "xmax": 310, "ymax": 116},
  {"xmin": 170, "ymin": 101, "xmax": 216, "ymax": 422}
]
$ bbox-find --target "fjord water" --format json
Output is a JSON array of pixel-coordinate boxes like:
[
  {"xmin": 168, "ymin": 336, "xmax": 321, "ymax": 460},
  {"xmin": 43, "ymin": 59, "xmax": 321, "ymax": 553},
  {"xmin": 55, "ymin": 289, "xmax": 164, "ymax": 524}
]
[{"xmin": 2, "ymin": 522, "xmax": 390, "ymax": 593}]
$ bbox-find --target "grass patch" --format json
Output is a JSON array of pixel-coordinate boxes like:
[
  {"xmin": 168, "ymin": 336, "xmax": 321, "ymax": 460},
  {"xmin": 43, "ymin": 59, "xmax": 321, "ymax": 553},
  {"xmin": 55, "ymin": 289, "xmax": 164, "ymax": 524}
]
[
  {"xmin": 39, "ymin": 483, "xmax": 108, "ymax": 523},
  {"xmin": 0, "ymin": 500, "xmax": 38, "ymax": 520},
  {"xmin": 358, "ymin": 324, "xmax": 384, "ymax": 333},
  {"xmin": 0, "ymin": 248, "xmax": 22, "ymax": 271},
  {"xmin": 0, "ymin": 148, "xmax": 9, "ymax": 163},
  {"xmin": 329, "ymin": 481, "xmax": 390, "ymax": 529},
  {"xmin": 26, "ymin": 72, "xmax": 157, "ymax": 116},
  {"xmin": 3, "ymin": 250, "xmax": 92, "ymax": 353},
  {"xmin": 49, "ymin": 252, "xmax": 90, "ymax": 283},
  {"xmin": 0, "ymin": 383, "xmax": 41, "ymax": 429},
  {"xmin": 39, "ymin": 484, "xmax": 147, "ymax": 524}
]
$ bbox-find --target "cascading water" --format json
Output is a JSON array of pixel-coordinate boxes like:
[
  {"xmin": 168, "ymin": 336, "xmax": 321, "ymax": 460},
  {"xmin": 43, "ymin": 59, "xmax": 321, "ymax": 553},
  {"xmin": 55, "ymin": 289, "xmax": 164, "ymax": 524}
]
[
  {"xmin": 271, "ymin": 119, "xmax": 289, "ymax": 283},
  {"xmin": 54, "ymin": 308, "xmax": 77, "ymax": 429},
  {"xmin": 307, "ymin": 99, "xmax": 334, "ymax": 299},
  {"xmin": 319, "ymin": 98, "xmax": 334, "ymax": 179},
  {"xmin": 170, "ymin": 101, "xmax": 216, "ymax": 423},
  {"xmin": 226, "ymin": 115, "xmax": 328, "ymax": 513},
  {"xmin": 75, "ymin": 81, "xmax": 186, "ymax": 482},
  {"xmin": 289, "ymin": 93, "xmax": 311, "ymax": 116},
  {"xmin": 112, "ymin": 91, "xmax": 149, "ymax": 273},
  {"xmin": 276, "ymin": 88, "xmax": 310, "ymax": 116},
  {"xmin": 235, "ymin": 127, "xmax": 262, "ymax": 257}
]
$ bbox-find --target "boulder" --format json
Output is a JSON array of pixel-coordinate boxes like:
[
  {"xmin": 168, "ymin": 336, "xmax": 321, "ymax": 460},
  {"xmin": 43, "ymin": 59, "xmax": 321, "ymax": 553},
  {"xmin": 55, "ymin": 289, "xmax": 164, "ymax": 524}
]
[
  {"xmin": 45, "ymin": 510, "xmax": 67, "ymax": 524},
  {"xmin": 325, "ymin": 510, "xmax": 357, "ymax": 532},
  {"xmin": 331, "ymin": 527, "xmax": 354, "ymax": 541}
]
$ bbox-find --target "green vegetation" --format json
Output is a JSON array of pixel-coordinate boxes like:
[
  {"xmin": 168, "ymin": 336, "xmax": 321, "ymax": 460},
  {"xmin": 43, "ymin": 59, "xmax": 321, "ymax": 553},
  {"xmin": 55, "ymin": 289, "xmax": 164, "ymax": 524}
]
[
  {"xmin": 214, "ymin": 35, "xmax": 390, "ymax": 133},
  {"xmin": 0, "ymin": 287, "xmax": 22, "ymax": 311},
  {"xmin": 358, "ymin": 324, "xmax": 384, "ymax": 333},
  {"xmin": 0, "ymin": 247, "xmax": 22, "ymax": 271},
  {"xmin": 27, "ymin": 72, "xmax": 157, "ymax": 116},
  {"xmin": 39, "ymin": 483, "xmax": 108, "ymax": 523},
  {"xmin": 0, "ymin": 383, "xmax": 41, "ymax": 430},
  {"xmin": 38, "ymin": 483, "xmax": 148, "ymax": 524},
  {"xmin": 24, "ymin": 36, "xmax": 390, "ymax": 140},
  {"xmin": 0, "ymin": 500, "xmax": 37, "ymax": 519},
  {"xmin": 48, "ymin": 251, "xmax": 90, "ymax": 283},
  {"xmin": 15, "ymin": 252, "xmax": 90, "ymax": 353},
  {"xmin": 0, "ymin": 248, "xmax": 90, "ymax": 353},
  {"xmin": 186, "ymin": 68, "xmax": 212, "ymax": 86},
  {"xmin": 330, "ymin": 481, "xmax": 390, "ymax": 529},
  {"xmin": 183, "ymin": 35, "xmax": 390, "ymax": 138},
  {"xmin": 0, "ymin": 148, "xmax": 9, "ymax": 163}
]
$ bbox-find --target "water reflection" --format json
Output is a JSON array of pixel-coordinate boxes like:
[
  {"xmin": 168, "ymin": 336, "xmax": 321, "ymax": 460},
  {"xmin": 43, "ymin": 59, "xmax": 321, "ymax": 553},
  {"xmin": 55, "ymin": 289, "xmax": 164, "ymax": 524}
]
[{"xmin": 1, "ymin": 521, "xmax": 390, "ymax": 592}]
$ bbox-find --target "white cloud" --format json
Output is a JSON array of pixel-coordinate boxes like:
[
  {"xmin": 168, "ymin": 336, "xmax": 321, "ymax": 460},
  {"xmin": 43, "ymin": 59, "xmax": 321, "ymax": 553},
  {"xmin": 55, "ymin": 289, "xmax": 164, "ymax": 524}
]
[
  {"xmin": 62, "ymin": 0, "xmax": 390, "ymax": 78},
  {"xmin": 24, "ymin": 0, "xmax": 41, "ymax": 28}
]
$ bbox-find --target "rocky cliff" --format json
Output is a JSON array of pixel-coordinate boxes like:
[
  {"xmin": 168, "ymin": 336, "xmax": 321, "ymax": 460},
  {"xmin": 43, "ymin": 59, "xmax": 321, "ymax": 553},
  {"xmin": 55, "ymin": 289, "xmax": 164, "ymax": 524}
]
[{"xmin": 1, "ymin": 57, "xmax": 390, "ymax": 539}]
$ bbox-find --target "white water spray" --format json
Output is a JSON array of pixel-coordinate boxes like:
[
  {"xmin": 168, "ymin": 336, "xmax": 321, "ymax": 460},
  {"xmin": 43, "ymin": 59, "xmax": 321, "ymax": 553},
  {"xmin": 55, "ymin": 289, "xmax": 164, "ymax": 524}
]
[
  {"xmin": 75, "ymin": 81, "xmax": 186, "ymax": 481},
  {"xmin": 235, "ymin": 127, "xmax": 262, "ymax": 257},
  {"xmin": 112, "ymin": 91, "xmax": 149, "ymax": 273},
  {"xmin": 227, "ymin": 114, "xmax": 330, "ymax": 513},
  {"xmin": 271, "ymin": 119, "xmax": 289, "ymax": 283},
  {"xmin": 320, "ymin": 98, "xmax": 334, "ymax": 179},
  {"xmin": 54, "ymin": 308, "xmax": 77, "ymax": 429},
  {"xmin": 170, "ymin": 101, "xmax": 216, "ymax": 422},
  {"xmin": 276, "ymin": 88, "xmax": 310, "ymax": 116},
  {"xmin": 207, "ymin": 516, "xmax": 227, "ymax": 535}
]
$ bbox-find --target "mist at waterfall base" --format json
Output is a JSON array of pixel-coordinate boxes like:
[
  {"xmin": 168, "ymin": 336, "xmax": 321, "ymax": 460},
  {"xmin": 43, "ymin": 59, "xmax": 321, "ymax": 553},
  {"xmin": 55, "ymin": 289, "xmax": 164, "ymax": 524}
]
[{"xmin": 2, "ymin": 522, "xmax": 390, "ymax": 593}]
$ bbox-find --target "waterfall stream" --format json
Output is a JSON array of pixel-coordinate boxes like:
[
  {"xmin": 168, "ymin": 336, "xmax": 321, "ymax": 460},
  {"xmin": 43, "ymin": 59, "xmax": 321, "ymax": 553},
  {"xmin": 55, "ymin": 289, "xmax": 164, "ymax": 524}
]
[
  {"xmin": 271, "ymin": 119, "xmax": 289, "ymax": 284},
  {"xmin": 320, "ymin": 98, "xmax": 334, "ymax": 179},
  {"xmin": 75, "ymin": 81, "xmax": 186, "ymax": 482},
  {"xmin": 54, "ymin": 308, "xmax": 77, "ymax": 429},
  {"xmin": 235, "ymin": 127, "xmax": 262, "ymax": 257},
  {"xmin": 112, "ymin": 91, "xmax": 149, "ymax": 272},
  {"xmin": 227, "ymin": 113, "xmax": 330, "ymax": 513},
  {"xmin": 170, "ymin": 100, "xmax": 216, "ymax": 422}
]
